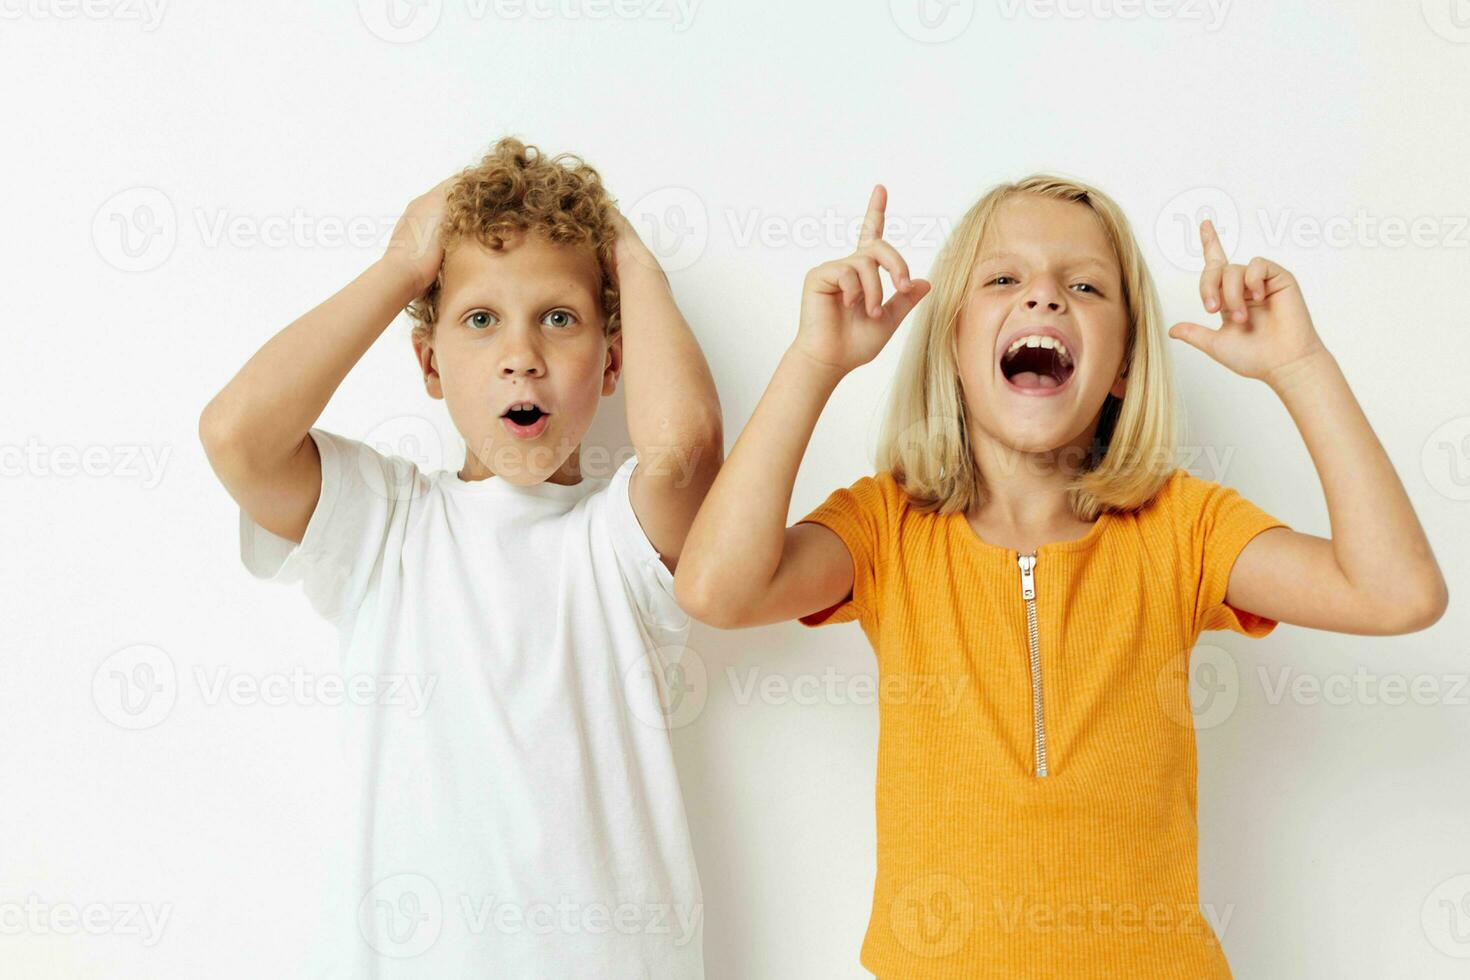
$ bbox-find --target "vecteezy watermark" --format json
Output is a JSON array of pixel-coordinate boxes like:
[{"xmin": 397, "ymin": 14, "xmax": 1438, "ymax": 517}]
[
  {"xmin": 1257, "ymin": 665, "xmax": 1469, "ymax": 708},
  {"xmin": 995, "ymin": 0, "xmax": 1231, "ymax": 30},
  {"xmin": 0, "ymin": 896, "xmax": 173, "ymax": 947},
  {"xmin": 356, "ymin": 0, "xmax": 699, "ymax": 43},
  {"xmin": 889, "ymin": 0, "xmax": 975, "ymax": 43},
  {"xmin": 991, "ymin": 896, "xmax": 1235, "ymax": 939},
  {"xmin": 93, "ymin": 644, "xmax": 441, "ymax": 730},
  {"xmin": 1156, "ymin": 187, "xmax": 1241, "ymax": 272},
  {"xmin": 725, "ymin": 207, "xmax": 953, "ymax": 252},
  {"xmin": 0, "ymin": 438, "xmax": 171, "ymax": 488},
  {"xmin": 726, "ymin": 666, "xmax": 970, "ymax": 715},
  {"xmin": 359, "ymin": 874, "xmax": 443, "ymax": 958},
  {"xmin": 93, "ymin": 644, "xmax": 178, "ymax": 731},
  {"xmin": 0, "ymin": 0, "xmax": 168, "ymax": 30},
  {"xmin": 1421, "ymin": 0, "xmax": 1470, "ymax": 43},
  {"xmin": 1155, "ymin": 643, "xmax": 1241, "ymax": 731},
  {"xmin": 1423, "ymin": 873, "xmax": 1470, "ymax": 959},
  {"xmin": 623, "ymin": 645, "xmax": 707, "ymax": 730},
  {"xmin": 459, "ymin": 894, "xmax": 702, "ymax": 946},
  {"xmin": 92, "ymin": 187, "xmax": 177, "ymax": 273},
  {"xmin": 1422, "ymin": 415, "xmax": 1470, "ymax": 502},
  {"xmin": 890, "ymin": 873, "xmax": 974, "ymax": 958},
  {"xmin": 1156, "ymin": 187, "xmax": 1470, "ymax": 271},
  {"xmin": 623, "ymin": 187, "xmax": 709, "ymax": 273},
  {"xmin": 193, "ymin": 666, "xmax": 439, "ymax": 716},
  {"xmin": 91, "ymin": 186, "xmax": 405, "ymax": 272}
]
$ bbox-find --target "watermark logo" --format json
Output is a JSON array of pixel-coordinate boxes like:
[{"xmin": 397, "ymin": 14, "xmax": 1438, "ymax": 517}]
[
  {"xmin": 625, "ymin": 187, "xmax": 708, "ymax": 273},
  {"xmin": 1156, "ymin": 643, "xmax": 1239, "ymax": 730},
  {"xmin": 359, "ymin": 873, "xmax": 443, "ymax": 957},
  {"xmin": 358, "ymin": 0, "xmax": 443, "ymax": 42},
  {"xmin": 890, "ymin": 0, "xmax": 975, "ymax": 42},
  {"xmin": 92, "ymin": 187, "xmax": 177, "ymax": 273},
  {"xmin": 92, "ymin": 644, "xmax": 177, "ymax": 730},
  {"xmin": 1422, "ymin": 873, "xmax": 1470, "ymax": 958},
  {"xmin": 359, "ymin": 415, "xmax": 444, "ymax": 502},
  {"xmin": 890, "ymin": 873, "xmax": 974, "ymax": 957},
  {"xmin": 1156, "ymin": 187, "xmax": 1239, "ymax": 272},
  {"xmin": 1421, "ymin": 0, "xmax": 1470, "ymax": 43},
  {"xmin": 624, "ymin": 644, "xmax": 707, "ymax": 729},
  {"xmin": 1422, "ymin": 415, "xmax": 1470, "ymax": 502}
]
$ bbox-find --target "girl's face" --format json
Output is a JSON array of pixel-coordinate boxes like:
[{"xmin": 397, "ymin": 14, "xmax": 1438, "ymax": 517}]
[{"xmin": 954, "ymin": 194, "xmax": 1130, "ymax": 462}]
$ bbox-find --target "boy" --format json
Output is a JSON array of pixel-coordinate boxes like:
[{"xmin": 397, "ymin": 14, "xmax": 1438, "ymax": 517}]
[{"xmin": 199, "ymin": 137, "xmax": 722, "ymax": 977}]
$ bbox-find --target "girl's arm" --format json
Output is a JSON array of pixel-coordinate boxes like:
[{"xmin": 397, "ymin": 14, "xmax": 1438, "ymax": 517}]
[
  {"xmin": 610, "ymin": 213, "xmax": 725, "ymax": 573},
  {"xmin": 198, "ymin": 177, "xmax": 452, "ymax": 544},
  {"xmin": 1169, "ymin": 220, "xmax": 1449, "ymax": 635},
  {"xmin": 674, "ymin": 186, "xmax": 931, "ymax": 628}
]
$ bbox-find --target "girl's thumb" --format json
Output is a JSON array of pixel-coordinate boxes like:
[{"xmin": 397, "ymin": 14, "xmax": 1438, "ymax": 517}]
[{"xmin": 1168, "ymin": 321, "xmax": 1213, "ymax": 355}]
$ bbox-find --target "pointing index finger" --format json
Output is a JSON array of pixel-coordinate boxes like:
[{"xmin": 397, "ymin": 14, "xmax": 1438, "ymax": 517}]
[
  {"xmin": 1200, "ymin": 218, "xmax": 1228, "ymax": 266},
  {"xmin": 859, "ymin": 184, "xmax": 887, "ymax": 247}
]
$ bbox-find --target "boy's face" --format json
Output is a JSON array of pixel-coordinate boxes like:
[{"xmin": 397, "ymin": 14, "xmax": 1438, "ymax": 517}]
[
  {"xmin": 414, "ymin": 231, "xmax": 621, "ymax": 486},
  {"xmin": 954, "ymin": 194, "xmax": 1130, "ymax": 462}
]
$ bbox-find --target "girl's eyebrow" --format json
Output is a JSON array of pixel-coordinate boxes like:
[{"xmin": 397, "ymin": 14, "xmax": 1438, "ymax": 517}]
[{"xmin": 978, "ymin": 250, "xmax": 1115, "ymax": 273}]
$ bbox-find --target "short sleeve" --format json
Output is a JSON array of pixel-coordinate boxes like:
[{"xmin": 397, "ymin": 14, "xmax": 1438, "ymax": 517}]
[
  {"xmin": 1189, "ymin": 476, "xmax": 1291, "ymax": 637},
  {"xmin": 599, "ymin": 454, "xmax": 692, "ymax": 647},
  {"xmin": 237, "ymin": 427, "xmax": 418, "ymax": 623},
  {"xmin": 793, "ymin": 474, "xmax": 887, "ymax": 628}
]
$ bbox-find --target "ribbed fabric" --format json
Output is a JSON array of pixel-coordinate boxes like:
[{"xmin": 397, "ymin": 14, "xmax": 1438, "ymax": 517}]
[{"xmin": 796, "ymin": 468, "xmax": 1290, "ymax": 979}]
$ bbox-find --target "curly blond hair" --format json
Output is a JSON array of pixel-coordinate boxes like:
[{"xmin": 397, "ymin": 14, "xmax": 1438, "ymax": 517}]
[{"xmin": 407, "ymin": 136, "xmax": 620, "ymax": 340}]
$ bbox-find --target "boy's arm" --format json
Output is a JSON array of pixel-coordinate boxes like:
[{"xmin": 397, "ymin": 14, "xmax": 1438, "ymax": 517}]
[
  {"xmin": 1169, "ymin": 219, "xmax": 1449, "ymax": 635},
  {"xmin": 198, "ymin": 177, "xmax": 452, "ymax": 544},
  {"xmin": 673, "ymin": 186, "xmax": 930, "ymax": 628},
  {"xmin": 612, "ymin": 213, "xmax": 725, "ymax": 573}
]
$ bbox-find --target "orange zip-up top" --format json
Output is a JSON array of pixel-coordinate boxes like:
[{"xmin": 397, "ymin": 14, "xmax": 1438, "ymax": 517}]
[{"xmin": 796, "ymin": 466, "xmax": 1290, "ymax": 979}]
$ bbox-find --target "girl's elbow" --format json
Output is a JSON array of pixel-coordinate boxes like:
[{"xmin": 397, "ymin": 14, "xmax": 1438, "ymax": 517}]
[{"xmin": 672, "ymin": 567, "xmax": 746, "ymax": 630}]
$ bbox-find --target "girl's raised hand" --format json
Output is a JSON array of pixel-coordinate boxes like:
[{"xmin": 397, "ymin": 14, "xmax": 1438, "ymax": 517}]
[
  {"xmin": 792, "ymin": 185, "xmax": 931, "ymax": 376},
  {"xmin": 1168, "ymin": 218, "xmax": 1327, "ymax": 385}
]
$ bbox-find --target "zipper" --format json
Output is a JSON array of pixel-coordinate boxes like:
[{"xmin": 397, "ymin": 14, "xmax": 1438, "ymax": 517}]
[{"xmin": 1017, "ymin": 552, "xmax": 1049, "ymax": 778}]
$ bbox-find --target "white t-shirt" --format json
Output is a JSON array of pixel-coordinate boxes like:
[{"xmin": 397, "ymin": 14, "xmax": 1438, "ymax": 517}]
[{"xmin": 238, "ymin": 427, "xmax": 704, "ymax": 979}]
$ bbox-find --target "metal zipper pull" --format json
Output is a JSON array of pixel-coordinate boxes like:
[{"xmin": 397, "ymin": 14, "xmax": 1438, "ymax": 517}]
[{"xmin": 1018, "ymin": 552, "xmax": 1048, "ymax": 778}]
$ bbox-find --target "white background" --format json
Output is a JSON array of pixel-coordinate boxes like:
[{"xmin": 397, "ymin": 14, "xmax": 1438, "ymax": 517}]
[{"xmin": 3, "ymin": 1, "xmax": 1468, "ymax": 976}]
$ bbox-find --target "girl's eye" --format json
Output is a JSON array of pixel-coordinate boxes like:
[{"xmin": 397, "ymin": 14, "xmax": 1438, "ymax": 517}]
[
  {"xmin": 1072, "ymin": 283, "xmax": 1099, "ymax": 294},
  {"xmin": 542, "ymin": 309, "xmax": 576, "ymax": 329},
  {"xmin": 466, "ymin": 311, "xmax": 497, "ymax": 330},
  {"xmin": 990, "ymin": 275, "xmax": 1016, "ymax": 286}
]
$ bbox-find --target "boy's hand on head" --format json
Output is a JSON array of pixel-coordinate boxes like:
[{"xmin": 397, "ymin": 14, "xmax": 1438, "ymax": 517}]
[
  {"xmin": 1168, "ymin": 218, "xmax": 1328, "ymax": 387},
  {"xmin": 792, "ymin": 184, "xmax": 931, "ymax": 377},
  {"xmin": 609, "ymin": 207, "xmax": 665, "ymax": 279},
  {"xmin": 383, "ymin": 175, "xmax": 455, "ymax": 296}
]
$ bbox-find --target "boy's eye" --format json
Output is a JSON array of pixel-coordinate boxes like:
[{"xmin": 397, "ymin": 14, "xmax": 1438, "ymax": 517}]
[
  {"xmin": 542, "ymin": 309, "xmax": 576, "ymax": 329},
  {"xmin": 466, "ymin": 311, "xmax": 497, "ymax": 330}
]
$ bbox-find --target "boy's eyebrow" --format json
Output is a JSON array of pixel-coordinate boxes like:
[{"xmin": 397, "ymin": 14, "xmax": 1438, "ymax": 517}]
[{"xmin": 440, "ymin": 283, "xmax": 598, "ymax": 320}]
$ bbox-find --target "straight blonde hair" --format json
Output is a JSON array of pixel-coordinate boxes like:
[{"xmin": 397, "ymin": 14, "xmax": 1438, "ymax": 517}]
[{"xmin": 876, "ymin": 175, "xmax": 1180, "ymax": 521}]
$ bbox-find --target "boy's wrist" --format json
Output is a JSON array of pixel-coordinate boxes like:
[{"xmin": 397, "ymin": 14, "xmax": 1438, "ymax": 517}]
[{"xmin": 373, "ymin": 255, "xmax": 433, "ymax": 305}]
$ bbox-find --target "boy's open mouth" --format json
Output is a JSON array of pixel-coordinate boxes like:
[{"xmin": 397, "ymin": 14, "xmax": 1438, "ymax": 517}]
[
  {"xmin": 501, "ymin": 401, "xmax": 550, "ymax": 438},
  {"xmin": 999, "ymin": 335, "xmax": 1076, "ymax": 390}
]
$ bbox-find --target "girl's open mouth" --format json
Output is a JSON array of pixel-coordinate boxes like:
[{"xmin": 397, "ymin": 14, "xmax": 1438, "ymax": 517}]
[
  {"xmin": 501, "ymin": 403, "xmax": 550, "ymax": 439},
  {"xmin": 999, "ymin": 337, "xmax": 1076, "ymax": 396}
]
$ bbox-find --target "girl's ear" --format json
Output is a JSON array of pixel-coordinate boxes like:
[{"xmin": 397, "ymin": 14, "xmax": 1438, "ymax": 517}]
[{"xmin": 602, "ymin": 332, "xmax": 623, "ymax": 396}]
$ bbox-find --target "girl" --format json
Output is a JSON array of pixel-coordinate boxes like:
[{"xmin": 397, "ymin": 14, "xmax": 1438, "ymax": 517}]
[{"xmin": 673, "ymin": 177, "xmax": 1447, "ymax": 978}]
